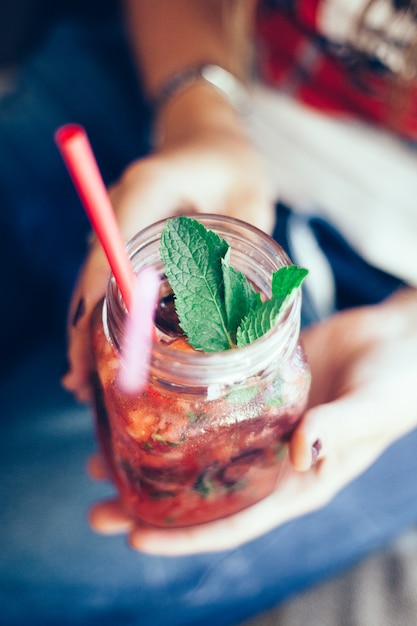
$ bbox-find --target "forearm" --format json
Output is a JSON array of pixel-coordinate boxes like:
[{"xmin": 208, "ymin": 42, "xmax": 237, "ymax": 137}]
[{"xmin": 122, "ymin": 0, "xmax": 256, "ymax": 99}]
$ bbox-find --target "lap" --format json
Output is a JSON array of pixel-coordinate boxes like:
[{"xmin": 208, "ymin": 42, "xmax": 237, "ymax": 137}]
[{"xmin": 2, "ymin": 338, "xmax": 417, "ymax": 626}]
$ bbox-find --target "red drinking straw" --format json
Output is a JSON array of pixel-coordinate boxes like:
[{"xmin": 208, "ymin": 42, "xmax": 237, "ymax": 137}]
[{"xmin": 54, "ymin": 124, "xmax": 135, "ymax": 309}]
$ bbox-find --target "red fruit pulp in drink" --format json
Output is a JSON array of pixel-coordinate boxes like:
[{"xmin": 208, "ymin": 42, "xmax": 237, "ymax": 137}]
[{"xmin": 90, "ymin": 299, "xmax": 309, "ymax": 528}]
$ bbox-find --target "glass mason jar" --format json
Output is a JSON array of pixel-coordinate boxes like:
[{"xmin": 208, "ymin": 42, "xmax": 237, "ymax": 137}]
[{"xmin": 90, "ymin": 214, "xmax": 311, "ymax": 528}]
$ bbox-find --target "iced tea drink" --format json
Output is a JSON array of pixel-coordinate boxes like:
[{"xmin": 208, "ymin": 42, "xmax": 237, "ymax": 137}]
[{"xmin": 90, "ymin": 215, "xmax": 311, "ymax": 528}]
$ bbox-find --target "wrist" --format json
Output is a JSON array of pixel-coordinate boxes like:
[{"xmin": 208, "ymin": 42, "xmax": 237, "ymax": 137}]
[{"xmin": 152, "ymin": 78, "xmax": 248, "ymax": 147}]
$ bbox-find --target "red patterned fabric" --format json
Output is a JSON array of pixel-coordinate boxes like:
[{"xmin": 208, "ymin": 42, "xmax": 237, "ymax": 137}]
[{"xmin": 255, "ymin": 2, "xmax": 417, "ymax": 139}]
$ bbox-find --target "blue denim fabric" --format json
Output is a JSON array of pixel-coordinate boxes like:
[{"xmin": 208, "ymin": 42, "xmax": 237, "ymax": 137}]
[
  {"xmin": 1, "ymin": 17, "xmax": 416, "ymax": 626},
  {"xmin": 2, "ymin": 340, "xmax": 417, "ymax": 626}
]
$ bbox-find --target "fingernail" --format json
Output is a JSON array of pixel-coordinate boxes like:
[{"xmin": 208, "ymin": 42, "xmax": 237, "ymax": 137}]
[
  {"xmin": 311, "ymin": 439, "xmax": 322, "ymax": 466},
  {"xmin": 72, "ymin": 297, "xmax": 85, "ymax": 327}
]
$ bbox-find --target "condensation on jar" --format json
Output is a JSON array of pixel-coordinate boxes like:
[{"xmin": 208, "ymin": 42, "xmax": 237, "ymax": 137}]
[{"xmin": 90, "ymin": 214, "xmax": 311, "ymax": 528}]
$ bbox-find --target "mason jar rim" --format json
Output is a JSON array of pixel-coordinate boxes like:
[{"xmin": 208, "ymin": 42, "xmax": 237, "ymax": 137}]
[{"xmin": 104, "ymin": 213, "xmax": 302, "ymax": 388}]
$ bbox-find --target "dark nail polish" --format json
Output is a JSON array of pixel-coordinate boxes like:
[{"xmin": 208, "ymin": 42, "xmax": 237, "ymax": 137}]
[
  {"xmin": 311, "ymin": 439, "xmax": 322, "ymax": 466},
  {"xmin": 72, "ymin": 298, "xmax": 85, "ymax": 327}
]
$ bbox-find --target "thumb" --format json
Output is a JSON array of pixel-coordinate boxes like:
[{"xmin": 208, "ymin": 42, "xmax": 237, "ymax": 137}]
[{"xmin": 289, "ymin": 395, "xmax": 368, "ymax": 471}]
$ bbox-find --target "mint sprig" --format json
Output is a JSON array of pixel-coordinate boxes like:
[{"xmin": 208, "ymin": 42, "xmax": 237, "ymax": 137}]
[
  {"xmin": 236, "ymin": 266, "xmax": 308, "ymax": 347},
  {"xmin": 160, "ymin": 217, "xmax": 232, "ymax": 351},
  {"xmin": 221, "ymin": 252, "xmax": 261, "ymax": 340},
  {"xmin": 160, "ymin": 217, "xmax": 308, "ymax": 352}
]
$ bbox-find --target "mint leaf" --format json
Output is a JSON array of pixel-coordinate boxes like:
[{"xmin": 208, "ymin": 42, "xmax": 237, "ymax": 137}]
[
  {"xmin": 236, "ymin": 265, "xmax": 308, "ymax": 347},
  {"xmin": 226, "ymin": 386, "xmax": 259, "ymax": 403},
  {"xmin": 236, "ymin": 297, "xmax": 283, "ymax": 347},
  {"xmin": 272, "ymin": 266, "xmax": 309, "ymax": 303},
  {"xmin": 160, "ymin": 217, "xmax": 232, "ymax": 351},
  {"xmin": 222, "ymin": 254, "xmax": 261, "ymax": 341}
]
